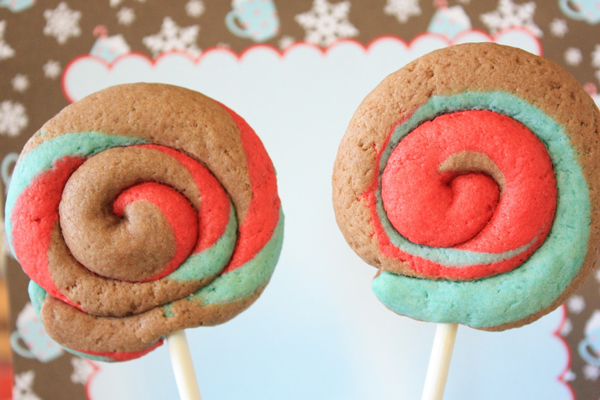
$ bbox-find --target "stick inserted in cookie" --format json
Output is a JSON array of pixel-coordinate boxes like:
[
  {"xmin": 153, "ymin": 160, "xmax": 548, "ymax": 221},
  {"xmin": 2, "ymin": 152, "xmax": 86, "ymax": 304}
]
[
  {"xmin": 167, "ymin": 330, "xmax": 202, "ymax": 400},
  {"xmin": 421, "ymin": 323, "xmax": 458, "ymax": 400}
]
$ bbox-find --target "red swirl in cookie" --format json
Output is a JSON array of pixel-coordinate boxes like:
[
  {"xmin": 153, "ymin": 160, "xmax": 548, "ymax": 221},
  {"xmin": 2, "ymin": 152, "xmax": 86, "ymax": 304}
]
[
  {"xmin": 6, "ymin": 83, "xmax": 284, "ymax": 361},
  {"xmin": 379, "ymin": 110, "xmax": 556, "ymax": 280}
]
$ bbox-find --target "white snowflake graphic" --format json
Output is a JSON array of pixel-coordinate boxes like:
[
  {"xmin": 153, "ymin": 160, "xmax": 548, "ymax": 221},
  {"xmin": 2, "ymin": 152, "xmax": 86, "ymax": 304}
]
[
  {"xmin": 584, "ymin": 364, "xmax": 600, "ymax": 381},
  {"xmin": 563, "ymin": 369, "xmax": 576, "ymax": 382},
  {"xmin": 13, "ymin": 371, "xmax": 41, "ymax": 400},
  {"xmin": 71, "ymin": 357, "xmax": 96, "ymax": 384},
  {"xmin": 560, "ymin": 318, "xmax": 573, "ymax": 336},
  {"xmin": 110, "ymin": 0, "xmax": 123, "ymax": 7},
  {"xmin": 279, "ymin": 35, "xmax": 295, "ymax": 50},
  {"xmin": 592, "ymin": 44, "xmax": 600, "ymax": 68},
  {"xmin": 186, "ymin": 0, "xmax": 205, "ymax": 18},
  {"xmin": 481, "ymin": 0, "xmax": 542, "ymax": 38},
  {"xmin": 0, "ymin": 101, "xmax": 28, "ymax": 137},
  {"xmin": 43, "ymin": 59, "xmax": 62, "ymax": 79},
  {"xmin": 384, "ymin": 0, "xmax": 421, "ymax": 23},
  {"xmin": 565, "ymin": 47, "xmax": 583, "ymax": 66},
  {"xmin": 11, "ymin": 74, "xmax": 29, "ymax": 93},
  {"xmin": 44, "ymin": 2, "xmax": 81, "ymax": 44},
  {"xmin": 117, "ymin": 7, "xmax": 135, "ymax": 25},
  {"xmin": 549, "ymin": 18, "xmax": 568, "ymax": 38},
  {"xmin": 295, "ymin": 0, "xmax": 358, "ymax": 47},
  {"xmin": 143, "ymin": 17, "xmax": 200, "ymax": 57},
  {"xmin": 567, "ymin": 295, "xmax": 586, "ymax": 313},
  {"xmin": 0, "ymin": 20, "xmax": 15, "ymax": 61}
]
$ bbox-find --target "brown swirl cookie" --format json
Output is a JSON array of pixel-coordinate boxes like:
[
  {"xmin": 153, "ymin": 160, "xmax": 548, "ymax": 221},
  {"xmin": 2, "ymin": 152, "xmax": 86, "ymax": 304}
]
[
  {"xmin": 333, "ymin": 43, "xmax": 600, "ymax": 330},
  {"xmin": 7, "ymin": 83, "xmax": 284, "ymax": 360}
]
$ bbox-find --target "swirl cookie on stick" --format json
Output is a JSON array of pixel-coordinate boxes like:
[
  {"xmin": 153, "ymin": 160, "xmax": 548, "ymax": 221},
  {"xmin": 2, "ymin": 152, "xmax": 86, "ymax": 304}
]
[
  {"xmin": 6, "ymin": 83, "xmax": 284, "ymax": 361},
  {"xmin": 333, "ymin": 43, "xmax": 600, "ymax": 331}
]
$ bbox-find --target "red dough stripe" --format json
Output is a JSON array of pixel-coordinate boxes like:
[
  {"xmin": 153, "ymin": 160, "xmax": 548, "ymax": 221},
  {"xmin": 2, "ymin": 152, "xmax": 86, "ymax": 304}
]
[
  {"xmin": 11, "ymin": 156, "xmax": 85, "ymax": 309},
  {"xmin": 135, "ymin": 145, "xmax": 232, "ymax": 253},
  {"xmin": 12, "ymin": 143, "xmax": 234, "ymax": 292},
  {"xmin": 113, "ymin": 182, "xmax": 198, "ymax": 281},
  {"xmin": 371, "ymin": 110, "xmax": 557, "ymax": 280},
  {"xmin": 74, "ymin": 339, "xmax": 164, "ymax": 362},
  {"xmin": 218, "ymin": 104, "xmax": 281, "ymax": 272}
]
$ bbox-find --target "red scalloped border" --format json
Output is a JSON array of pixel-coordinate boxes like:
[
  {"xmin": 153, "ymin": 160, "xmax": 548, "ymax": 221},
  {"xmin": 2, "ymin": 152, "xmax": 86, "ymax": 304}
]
[
  {"xmin": 84, "ymin": 359, "xmax": 100, "ymax": 400},
  {"xmin": 61, "ymin": 28, "xmax": 542, "ymax": 103},
  {"xmin": 554, "ymin": 305, "xmax": 575, "ymax": 399}
]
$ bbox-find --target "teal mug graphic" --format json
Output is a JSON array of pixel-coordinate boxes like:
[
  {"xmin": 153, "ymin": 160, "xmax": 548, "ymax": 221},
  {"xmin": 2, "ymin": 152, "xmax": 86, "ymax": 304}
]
[
  {"xmin": 559, "ymin": 0, "xmax": 600, "ymax": 24},
  {"xmin": 10, "ymin": 303, "xmax": 64, "ymax": 363},
  {"xmin": 1, "ymin": 152, "xmax": 18, "ymax": 195},
  {"xmin": 579, "ymin": 311, "xmax": 600, "ymax": 366},
  {"xmin": 0, "ymin": 0, "xmax": 35, "ymax": 13},
  {"xmin": 226, "ymin": 0, "xmax": 280, "ymax": 42}
]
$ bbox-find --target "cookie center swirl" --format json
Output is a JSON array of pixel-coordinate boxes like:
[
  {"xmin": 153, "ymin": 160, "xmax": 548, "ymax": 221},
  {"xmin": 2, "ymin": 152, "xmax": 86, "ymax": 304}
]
[
  {"xmin": 60, "ymin": 146, "xmax": 201, "ymax": 282},
  {"xmin": 381, "ymin": 110, "xmax": 556, "ymax": 260}
]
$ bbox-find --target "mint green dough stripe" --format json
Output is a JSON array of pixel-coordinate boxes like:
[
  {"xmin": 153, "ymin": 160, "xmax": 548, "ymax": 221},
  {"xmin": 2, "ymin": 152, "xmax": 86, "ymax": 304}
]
[
  {"xmin": 28, "ymin": 280, "xmax": 47, "ymax": 319},
  {"xmin": 373, "ymin": 91, "xmax": 590, "ymax": 328},
  {"xmin": 168, "ymin": 206, "xmax": 238, "ymax": 282},
  {"xmin": 5, "ymin": 132, "xmax": 148, "ymax": 255},
  {"xmin": 163, "ymin": 303, "xmax": 175, "ymax": 318},
  {"xmin": 28, "ymin": 281, "xmax": 114, "ymax": 362},
  {"xmin": 188, "ymin": 208, "xmax": 284, "ymax": 305},
  {"xmin": 375, "ymin": 91, "xmax": 585, "ymax": 267},
  {"xmin": 60, "ymin": 348, "xmax": 114, "ymax": 362}
]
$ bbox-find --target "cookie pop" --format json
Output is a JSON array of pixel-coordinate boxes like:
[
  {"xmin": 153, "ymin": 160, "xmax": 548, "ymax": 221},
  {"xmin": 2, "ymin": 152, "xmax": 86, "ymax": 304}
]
[
  {"xmin": 333, "ymin": 43, "xmax": 600, "ymax": 398},
  {"xmin": 5, "ymin": 83, "xmax": 284, "ymax": 397}
]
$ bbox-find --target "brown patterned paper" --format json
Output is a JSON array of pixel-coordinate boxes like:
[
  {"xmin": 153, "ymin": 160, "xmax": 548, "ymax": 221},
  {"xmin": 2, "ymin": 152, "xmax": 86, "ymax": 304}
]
[{"xmin": 1, "ymin": 0, "xmax": 600, "ymax": 399}]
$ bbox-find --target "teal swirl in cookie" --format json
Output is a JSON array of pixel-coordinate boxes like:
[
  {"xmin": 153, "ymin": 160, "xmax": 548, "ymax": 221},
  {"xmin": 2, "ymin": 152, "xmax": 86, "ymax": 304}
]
[{"xmin": 370, "ymin": 91, "xmax": 590, "ymax": 328}]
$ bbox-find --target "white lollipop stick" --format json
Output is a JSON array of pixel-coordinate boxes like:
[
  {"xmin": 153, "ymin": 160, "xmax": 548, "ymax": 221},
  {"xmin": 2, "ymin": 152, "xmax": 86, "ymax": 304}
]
[
  {"xmin": 167, "ymin": 330, "xmax": 202, "ymax": 400},
  {"xmin": 421, "ymin": 323, "xmax": 458, "ymax": 400}
]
